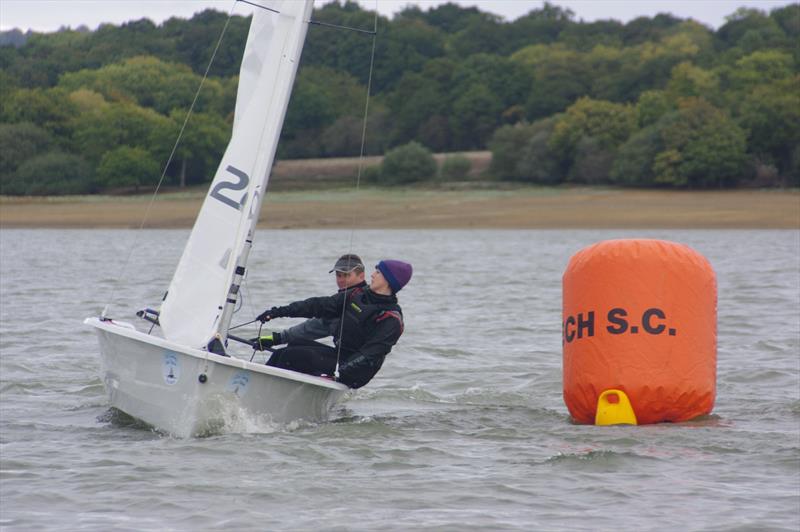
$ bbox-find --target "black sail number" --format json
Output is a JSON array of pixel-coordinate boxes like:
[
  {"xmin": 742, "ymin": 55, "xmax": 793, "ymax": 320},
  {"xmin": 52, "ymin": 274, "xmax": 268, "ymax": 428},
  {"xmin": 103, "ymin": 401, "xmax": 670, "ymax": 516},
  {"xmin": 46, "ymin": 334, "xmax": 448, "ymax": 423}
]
[{"xmin": 210, "ymin": 166, "xmax": 249, "ymax": 211}]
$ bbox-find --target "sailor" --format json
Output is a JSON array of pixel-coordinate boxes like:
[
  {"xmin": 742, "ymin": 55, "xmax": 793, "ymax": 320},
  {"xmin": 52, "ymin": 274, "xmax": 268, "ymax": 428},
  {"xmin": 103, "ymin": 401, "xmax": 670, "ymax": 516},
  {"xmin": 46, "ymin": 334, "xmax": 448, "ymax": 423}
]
[
  {"xmin": 254, "ymin": 259, "xmax": 412, "ymax": 389},
  {"xmin": 251, "ymin": 254, "xmax": 366, "ymax": 350}
]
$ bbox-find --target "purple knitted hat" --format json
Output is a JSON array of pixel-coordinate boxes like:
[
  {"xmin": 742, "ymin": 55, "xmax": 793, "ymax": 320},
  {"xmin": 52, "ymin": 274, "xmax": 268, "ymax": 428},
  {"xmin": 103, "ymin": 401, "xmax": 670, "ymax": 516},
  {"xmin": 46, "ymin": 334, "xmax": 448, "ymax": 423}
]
[{"xmin": 376, "ymin": 260, "xmax": 413, "ymax": 293}]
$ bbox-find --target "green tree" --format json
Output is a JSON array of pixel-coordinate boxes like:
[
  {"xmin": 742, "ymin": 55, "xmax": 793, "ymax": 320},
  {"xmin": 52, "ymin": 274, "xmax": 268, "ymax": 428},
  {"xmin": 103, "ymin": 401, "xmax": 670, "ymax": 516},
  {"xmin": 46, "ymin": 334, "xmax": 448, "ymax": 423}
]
[
  {"xmin": 790, "ymin": 145, "xmax": 800, "ymax": 186},
  {"xmin": 636, "ymin": 90, "xmax": 673, "ymax": 127},
  {"xmin": 319, "ymin": 105, "xmax": 390, "ymax": 157},
  {"xmin": 770, "ymin": 4, "xmax": 800, "ymax": 41},
  {"xmin": 70, "ymin": 101, "xmax": 175, "ymax": 165},
  {"xmin": 666, "ymin": 62, "xmax": 719, "ymax": 102},
  {"xmin": 609, "ymin": 124, "xmax": 663, "ymax": 186},
  {"xmin": 291, "ymin": 67, "xmax": 365, "ymax": 125},
  {"xmin": 583, "ymin": 44, "xmax": 626, "ymax": 102},
  {"xmin": 386, "ymin": 58, "xmax": 456, "ymax": 150},
  {"xmin": 2, "ymin": 1, "xmax": 797, "ymax": 192},
  {"xmin": 6, "ymin": 151, "xmax": 94, "ymax": 195},
  {"xmin": 450, "ymin": 83, "xmax": 503, "ymax": 149},
  {"xmin": 280, "ymin": 66, "xmax": 366, "ymax": 157},
  {"xmin": 163, "ymin": 9, "xmax": 250, "ymax": 78},
  {"xmin": 97, "ymin": 146, "xmax": 160, "ymax": 191},
  {"xmin": 613, "ymin": 98, "xmax": 748, "ymax": 188},
  {"xmin": 0, "ymin": 122, "xmax": 54, "ymax": 179},
  {"xmin": 512, "ymin": 44, "xmax": 589, "ymax": 119},
  {"xmin": 717, "ymin": 8, "xmax": 788, "ymax": 54},
  {"xmin": 321, "ymin": 115, "xmax": 363, "ymax": 157},
  {"xmin": 304, "ymin": 2, "xmax": 398, "ymax": 90},
  {"xmin": 2, "ymin": 29, "xmax": 90, "ymax": 88},
  {"xmin": 59, "ymin": 55, "xmax": 225, "ymax": 115},
  {"xmin": 451, "ymin": 54, "xmax": 532, "ymax": 112},
  {"xmin": 67, "ymin": 88, "xmax": 110, "ymax": 115},
  {"xmin": 447, "ymin": 13, "xmax": 505, "ymax": 57},
  {"xmin": 2, "ymin": 87, "xmax": 77, "ymax": 137},
  {"xmin": 622, "ymin": 14, "xmax": 682, "ymax": 46},
  {"xmin": 169, "ymin": 110, "xmax": 230, "ymax": 186},
  {"xmin": 724, "ymin": 50, "xmax": 794, "ymax": 94},
  {"xmin": 377, "ymin": 17, "xmax": 445, "ymax": 92},
  {"xmin": 653, "ymin": 98, "xmax": 748, "ymax": 187},
  {"xmin": 738, "ymin": 77, "xmax": 800, "ymax": 176},
  {"xmin": 569, "ymin": 136, "xmax": 616, "ymax": 183},
  {"xmin": 507, "ymin": 2, "xmax": 575, "ymax": 51},
  {"xmin": 405, "ymin": 2, "xmax": 483, "ymax": 33},
  {"xmin": 489, "ymin": 118, "xmax": 564, "ymax": 183},
  {"xmin": 489, "ymin": 122, "xmax": 538, "ymax": 180},
  {"xmin": 549, "ymin": 97, "xmax": 637, "ymax": 164},
  {"xmin": 0, "ymin": 69, "xmax": 18, "ymax": 117},
  {"xmin": 377, "ymin": 141, "xmax": 436, "ymax": 185},
  {"xmin": 78, "ymin": 18, "xmax": 176, "ymax": 73},
  {"xmin": 279, "ymin": 76, "xmax": 333, "ymax": 158},
  {"xmin": 559, "ymin": 20, "xmax": 623, "ymax": 51},
  {"xmin": 516, "ymin": 117, "xmax": 564, "ymax": 184},
  {"xmin": 439, "ymin": 155, "xmax": 471, "ymax": 181},
  {"xmin": 609, "ymin": 32, "xmax": 705, "ymax": 103}
]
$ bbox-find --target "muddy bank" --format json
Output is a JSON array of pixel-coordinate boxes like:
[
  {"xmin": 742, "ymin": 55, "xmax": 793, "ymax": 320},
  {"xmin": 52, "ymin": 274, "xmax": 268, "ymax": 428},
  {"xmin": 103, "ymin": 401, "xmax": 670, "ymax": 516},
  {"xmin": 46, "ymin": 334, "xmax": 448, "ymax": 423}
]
[{"xmin": 2, "ymin": 187, "xmax": 798, "ymax": 229}]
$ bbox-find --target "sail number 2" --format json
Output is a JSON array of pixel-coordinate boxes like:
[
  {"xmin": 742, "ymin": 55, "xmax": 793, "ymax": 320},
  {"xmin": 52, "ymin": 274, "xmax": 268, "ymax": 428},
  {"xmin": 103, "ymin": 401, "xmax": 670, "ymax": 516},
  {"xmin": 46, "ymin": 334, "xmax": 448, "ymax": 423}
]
[{"xmin": 210, "ymin": 166, "xmax": 250, "ymax": 210}]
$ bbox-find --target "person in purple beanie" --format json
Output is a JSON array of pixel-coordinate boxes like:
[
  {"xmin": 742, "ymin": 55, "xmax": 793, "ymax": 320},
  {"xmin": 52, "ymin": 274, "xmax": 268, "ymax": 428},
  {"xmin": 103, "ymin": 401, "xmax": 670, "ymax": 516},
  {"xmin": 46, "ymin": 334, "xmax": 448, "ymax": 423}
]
[{"xmin": 255, "ymin": 259, "xmax": 412, "ymax": 388}]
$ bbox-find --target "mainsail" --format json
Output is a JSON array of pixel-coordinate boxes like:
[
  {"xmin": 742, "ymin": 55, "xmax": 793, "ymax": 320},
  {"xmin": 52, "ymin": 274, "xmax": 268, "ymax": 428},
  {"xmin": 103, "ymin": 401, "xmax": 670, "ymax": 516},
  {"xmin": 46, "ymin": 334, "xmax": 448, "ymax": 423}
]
[{"xmin": 159, "ymin": 0, "xmax": 315, "ymax": 349}]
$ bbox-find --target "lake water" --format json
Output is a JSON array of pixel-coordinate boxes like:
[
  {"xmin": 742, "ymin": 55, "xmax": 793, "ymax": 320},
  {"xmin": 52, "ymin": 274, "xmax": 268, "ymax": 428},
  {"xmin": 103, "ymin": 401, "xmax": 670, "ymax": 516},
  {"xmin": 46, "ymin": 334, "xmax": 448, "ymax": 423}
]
[{"xmin": 1, "ymin": 228, "xmax": 798, "ymax": 531}]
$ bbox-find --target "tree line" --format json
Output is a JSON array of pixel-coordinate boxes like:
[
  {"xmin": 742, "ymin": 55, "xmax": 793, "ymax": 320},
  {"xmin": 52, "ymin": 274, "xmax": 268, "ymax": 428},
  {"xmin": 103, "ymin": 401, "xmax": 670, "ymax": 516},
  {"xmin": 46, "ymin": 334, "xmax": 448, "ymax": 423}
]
[{"xmin": 0, "ymin": 1, "xmax": 797, "ymax": 195}]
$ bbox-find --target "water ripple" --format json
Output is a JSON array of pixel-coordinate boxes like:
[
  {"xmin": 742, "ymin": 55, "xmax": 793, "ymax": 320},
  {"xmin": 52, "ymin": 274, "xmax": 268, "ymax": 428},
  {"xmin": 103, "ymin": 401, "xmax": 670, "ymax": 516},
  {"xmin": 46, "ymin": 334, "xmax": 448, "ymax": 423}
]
[{"xmin": 1, "ymin": 228, "xmax": 799, "ymax": 531}]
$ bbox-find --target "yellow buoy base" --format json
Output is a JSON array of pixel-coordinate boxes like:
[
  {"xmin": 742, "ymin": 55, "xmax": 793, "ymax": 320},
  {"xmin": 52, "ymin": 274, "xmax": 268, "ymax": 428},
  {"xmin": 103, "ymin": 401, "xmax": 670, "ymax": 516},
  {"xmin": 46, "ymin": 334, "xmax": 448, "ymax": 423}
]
[{"xmin": 595, "ymin": 389, "xmax": 638, "ymax": 425}]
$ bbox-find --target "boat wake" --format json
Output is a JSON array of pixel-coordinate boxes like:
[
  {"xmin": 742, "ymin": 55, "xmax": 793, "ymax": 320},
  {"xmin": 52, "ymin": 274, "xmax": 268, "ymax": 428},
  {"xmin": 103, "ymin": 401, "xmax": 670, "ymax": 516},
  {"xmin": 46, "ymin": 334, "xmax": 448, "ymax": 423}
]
[
  {"xmin": 98, "ymin": 407, "xmax": 159, "ymax": 433},
  {"xmin": 200, "ymin": 401, "xmax": 314, "ymax": 436},
  {"xmin": 97, "ymin": 403, "xmax": 320, "ymax": 437}
]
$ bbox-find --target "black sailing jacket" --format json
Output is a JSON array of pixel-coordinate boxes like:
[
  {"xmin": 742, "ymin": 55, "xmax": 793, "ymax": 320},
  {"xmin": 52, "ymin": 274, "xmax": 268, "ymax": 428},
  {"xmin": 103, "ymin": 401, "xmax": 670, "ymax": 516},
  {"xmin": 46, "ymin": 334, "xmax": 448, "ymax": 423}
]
[{"xmin": 269, "ymin": 285, "xmax": 404, "ymax": 388}]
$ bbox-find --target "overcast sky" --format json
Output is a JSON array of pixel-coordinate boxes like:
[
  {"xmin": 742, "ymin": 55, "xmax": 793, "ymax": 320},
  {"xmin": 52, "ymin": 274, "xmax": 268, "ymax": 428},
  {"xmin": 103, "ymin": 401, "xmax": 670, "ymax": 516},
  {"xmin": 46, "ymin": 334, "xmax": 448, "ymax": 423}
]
[{"xmin": 0, "ymin": 0, "xmax": 795, "ymax": 33}]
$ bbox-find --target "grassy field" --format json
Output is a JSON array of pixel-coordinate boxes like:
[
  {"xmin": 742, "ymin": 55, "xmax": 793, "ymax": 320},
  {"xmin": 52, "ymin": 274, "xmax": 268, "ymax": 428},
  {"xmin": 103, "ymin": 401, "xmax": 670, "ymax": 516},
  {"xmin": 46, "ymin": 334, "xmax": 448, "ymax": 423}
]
[
  {"xmin": 267, "ymin": 151, "xmax": 492, "ymax": 190},
  {"xmin": 1, "ymin": 185, "xmax": 798, "ymax": 229}
]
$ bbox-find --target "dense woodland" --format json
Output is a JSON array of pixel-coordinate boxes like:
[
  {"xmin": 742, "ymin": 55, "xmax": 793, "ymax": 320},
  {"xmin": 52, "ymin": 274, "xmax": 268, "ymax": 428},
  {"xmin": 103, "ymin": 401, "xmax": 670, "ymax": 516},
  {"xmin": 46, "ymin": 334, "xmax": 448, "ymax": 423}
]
[{"xmin": 1, "ymin": 1, "xmax": 798, "ymax": 195}]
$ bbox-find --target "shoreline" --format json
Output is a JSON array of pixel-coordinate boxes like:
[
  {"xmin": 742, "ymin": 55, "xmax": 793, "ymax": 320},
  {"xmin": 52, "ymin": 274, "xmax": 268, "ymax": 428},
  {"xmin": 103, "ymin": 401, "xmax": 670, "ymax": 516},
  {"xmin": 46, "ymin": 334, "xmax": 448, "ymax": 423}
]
[{"xmin": 1, "ymin": 187, "xmax": 798, "ymax": 229}]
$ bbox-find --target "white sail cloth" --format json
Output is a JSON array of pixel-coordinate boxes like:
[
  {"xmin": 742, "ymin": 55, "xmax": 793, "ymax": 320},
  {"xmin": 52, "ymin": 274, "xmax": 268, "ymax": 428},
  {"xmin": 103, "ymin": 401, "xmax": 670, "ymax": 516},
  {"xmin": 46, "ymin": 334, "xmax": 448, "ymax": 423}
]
[{"xmin": 159, "ymin": 0, "xmax": 314, "ymax": 348}]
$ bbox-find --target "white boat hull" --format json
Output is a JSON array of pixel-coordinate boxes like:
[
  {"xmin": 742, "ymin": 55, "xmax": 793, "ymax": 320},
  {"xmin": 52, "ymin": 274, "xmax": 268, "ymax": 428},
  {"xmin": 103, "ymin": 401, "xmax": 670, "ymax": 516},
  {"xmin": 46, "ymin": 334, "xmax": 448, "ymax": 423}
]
[{"xmin": 84, "ymin": 317, "xmax": 348, "ymax": 437}]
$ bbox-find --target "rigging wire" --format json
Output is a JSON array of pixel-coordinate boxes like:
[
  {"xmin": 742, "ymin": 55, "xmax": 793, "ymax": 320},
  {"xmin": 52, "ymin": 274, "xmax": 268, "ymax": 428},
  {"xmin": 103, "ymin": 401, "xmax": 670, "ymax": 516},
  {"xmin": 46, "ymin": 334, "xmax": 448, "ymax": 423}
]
[
  {"xmin": 334, "ymin": 2, "xmax": 380, "ymax": 378},
  {"xmin": 101, "ymin": 0, "xmax": 240, "ymax": 318},
  {"xmin": 237, "ymin": 0, "xmax": 279, "ymax": 14},
  {"xmin": 230, "ymin": 318, "xmax": 259, "ymax": 330},
  {"xmin": 250, "ymin": 320, "xmax": 265, "ymax": 362},
  {"xmin": 310, "ymin": 19, "xmax": 376, "ymax": 35}
]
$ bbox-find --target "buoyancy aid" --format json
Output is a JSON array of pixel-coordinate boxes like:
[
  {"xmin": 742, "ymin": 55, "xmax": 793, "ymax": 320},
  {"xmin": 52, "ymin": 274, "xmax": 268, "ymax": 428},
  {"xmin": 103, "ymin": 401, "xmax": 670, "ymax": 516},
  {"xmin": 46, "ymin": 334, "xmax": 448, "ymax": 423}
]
[{"xmin": 335, "ymin": 286, "xmax": 403, "ymax": 354}]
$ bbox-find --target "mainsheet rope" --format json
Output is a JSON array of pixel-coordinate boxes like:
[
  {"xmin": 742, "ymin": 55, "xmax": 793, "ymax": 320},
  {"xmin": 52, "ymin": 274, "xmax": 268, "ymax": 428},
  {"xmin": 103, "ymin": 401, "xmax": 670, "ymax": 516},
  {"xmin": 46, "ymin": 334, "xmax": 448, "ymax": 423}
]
[
  {"xmin": 101, "ymin": 0, "xmax": 240, "ymax": 318},
  {"xmin": 333, "ymin": 3, "xmax": 380, "ymax": 378}
]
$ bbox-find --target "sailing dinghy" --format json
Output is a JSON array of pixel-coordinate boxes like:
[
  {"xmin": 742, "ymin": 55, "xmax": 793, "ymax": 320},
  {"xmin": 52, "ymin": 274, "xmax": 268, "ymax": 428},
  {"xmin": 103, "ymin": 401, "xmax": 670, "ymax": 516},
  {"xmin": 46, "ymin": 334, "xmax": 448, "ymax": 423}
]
[{"xmin": 85, "ymin": 0, "xmax": 349, "ymax": 437}]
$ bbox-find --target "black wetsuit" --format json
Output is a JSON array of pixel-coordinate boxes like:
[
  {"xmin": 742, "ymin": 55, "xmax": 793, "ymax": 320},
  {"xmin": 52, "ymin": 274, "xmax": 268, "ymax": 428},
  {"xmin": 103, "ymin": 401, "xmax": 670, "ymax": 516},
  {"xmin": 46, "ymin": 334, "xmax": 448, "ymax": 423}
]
[
  {"xmin": 264, "ymin": 285, "xmax": 404, "ymax": 388},
  {"xmin": 277, "ymin": 281, "xmax": 368, "ymax": 344}
]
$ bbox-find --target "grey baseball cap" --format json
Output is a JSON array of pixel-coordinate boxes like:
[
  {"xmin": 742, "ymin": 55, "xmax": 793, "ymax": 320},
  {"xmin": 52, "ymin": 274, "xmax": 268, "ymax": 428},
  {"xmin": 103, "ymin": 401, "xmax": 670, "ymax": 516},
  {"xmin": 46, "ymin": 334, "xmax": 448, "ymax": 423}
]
[{"xmin": 329, "ymin": 254, "xmax": 365, "ymax": 273}]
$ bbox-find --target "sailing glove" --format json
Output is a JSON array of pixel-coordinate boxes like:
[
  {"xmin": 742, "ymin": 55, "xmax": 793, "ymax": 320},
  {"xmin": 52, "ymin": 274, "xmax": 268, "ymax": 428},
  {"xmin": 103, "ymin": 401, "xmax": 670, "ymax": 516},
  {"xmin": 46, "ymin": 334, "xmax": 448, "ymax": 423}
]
[
  {"xmin": 250, "ymin": 332, "xmax": 282, "ymax": 350},
  {"xmin": 257, "ymin": 307, "xmax": 279, "ymax": 322}
]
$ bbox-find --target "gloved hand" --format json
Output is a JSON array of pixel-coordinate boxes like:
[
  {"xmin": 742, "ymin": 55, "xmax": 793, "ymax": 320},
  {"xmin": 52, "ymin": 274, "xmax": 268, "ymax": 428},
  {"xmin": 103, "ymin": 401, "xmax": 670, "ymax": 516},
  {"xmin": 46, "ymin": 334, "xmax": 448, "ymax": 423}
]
[
  {"xmin": 257, "ymin": 307, "xmax": 279, "ymax": 323},
  {"xmin": 250, "ymin": 335, "xmax": 271, "ymax": 350},
  {"xmin": 250, "ymin": 332, "xmax": 282, "ymax": 351}
]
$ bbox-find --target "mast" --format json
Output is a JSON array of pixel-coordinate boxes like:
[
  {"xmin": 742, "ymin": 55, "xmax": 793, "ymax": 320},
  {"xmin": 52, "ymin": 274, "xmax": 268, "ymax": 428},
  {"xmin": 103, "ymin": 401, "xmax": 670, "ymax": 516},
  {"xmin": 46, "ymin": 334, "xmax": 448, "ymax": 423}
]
[{"xmin": 209, "ymin": 191, "xmax": 259, "ymax": 353}]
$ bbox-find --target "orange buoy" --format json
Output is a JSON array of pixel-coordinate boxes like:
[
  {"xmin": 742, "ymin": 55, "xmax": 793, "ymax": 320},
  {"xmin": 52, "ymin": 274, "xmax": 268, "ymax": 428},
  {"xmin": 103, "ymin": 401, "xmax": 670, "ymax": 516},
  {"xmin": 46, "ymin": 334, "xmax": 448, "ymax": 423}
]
[{"xmin": 562, "ymin": 239, "xmax": 717, "ymax": 425}]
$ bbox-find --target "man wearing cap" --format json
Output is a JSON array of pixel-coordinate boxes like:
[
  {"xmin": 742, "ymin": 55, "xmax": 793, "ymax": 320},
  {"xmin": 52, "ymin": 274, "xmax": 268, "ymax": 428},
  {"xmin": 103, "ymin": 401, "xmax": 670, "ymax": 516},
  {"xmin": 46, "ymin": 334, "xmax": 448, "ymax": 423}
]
[
  {"xmin": 252, "ymin": 254, "xmax": 366, "ymax": 350},
  {"xmin": 254, "ymin": 259, "xmax": 413, "ymax": 388}
]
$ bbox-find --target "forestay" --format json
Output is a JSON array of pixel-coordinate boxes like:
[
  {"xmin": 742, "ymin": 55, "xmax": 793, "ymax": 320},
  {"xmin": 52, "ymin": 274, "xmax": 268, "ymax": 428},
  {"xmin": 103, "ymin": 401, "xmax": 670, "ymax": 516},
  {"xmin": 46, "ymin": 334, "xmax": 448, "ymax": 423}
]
[{"xmin": 159, "ymin": 0, "xmax": 315, "ymax": 349}]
